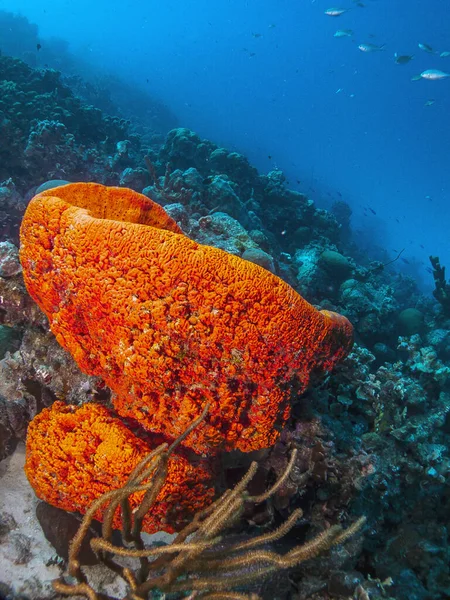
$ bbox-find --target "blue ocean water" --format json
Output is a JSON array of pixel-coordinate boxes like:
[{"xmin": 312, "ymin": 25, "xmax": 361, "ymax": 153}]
[{"xmin": 1, "ymin": 0, "xmax": 449, "ymax": 289}]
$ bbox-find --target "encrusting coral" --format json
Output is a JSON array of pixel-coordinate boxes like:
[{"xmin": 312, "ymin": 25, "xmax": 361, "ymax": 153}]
[
  {"xmin": 20, "ymin": 182, "xmax": 353, "ymax": 453},
  {"xmin": 24, "ymin": 401, "xmax": 215, "ymax": 534}
]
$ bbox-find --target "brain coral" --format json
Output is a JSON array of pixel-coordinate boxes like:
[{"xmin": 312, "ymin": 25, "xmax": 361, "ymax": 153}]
[
  {"xmin": 20, "ymin": 183, "xmax": 353, "ymax": 453},
  {"xmin": 25, "ymin": 401, "xmax": 215, "ymax": 534}
]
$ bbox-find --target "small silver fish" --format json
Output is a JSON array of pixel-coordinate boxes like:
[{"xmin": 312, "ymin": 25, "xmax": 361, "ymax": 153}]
[
  {"xmin": 440, "ymin": 51, "xmax": 450, "ymax": 57},
  {"xmin": 424, "ymin": 99, "xmax": 435, "ymax": 106},
  {"xmin": 358, "ymin": 43, "xmax": 385, "ymax": 52},
  {"xmin": 412, "ymin": 69, "xmax": 450, "ymax": 81},
  {"xmin": 394, "ymin": 53, "xmax": 414, "ymax": 64},
  {"xmin": 334, "ymin": 29, "xmax": 353, "ymax": 37},
  {"xmin": 324, "ymin": 8, "xmax": 348, "ymax": 16},
  {"xmin": 418, "ymin": 42, "xmax": 434, "ymax": 53}
]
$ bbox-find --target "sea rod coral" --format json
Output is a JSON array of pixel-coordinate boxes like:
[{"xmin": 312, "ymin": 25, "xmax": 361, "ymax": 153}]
[{"xmin": 20, "ymin": 182, "xmax": 353, "ymax": 453}]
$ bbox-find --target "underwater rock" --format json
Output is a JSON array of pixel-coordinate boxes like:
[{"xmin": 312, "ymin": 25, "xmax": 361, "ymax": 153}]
[
  {"xmin": 177, "ymin": 166, "xmax": 204, "ymax": 190},
  {"xmin": 160, "ymin": 127, "xmax": 214, "ymax": 172},
  {"xmin": 331, "ymin": 200, "xmax": 353, "ymax": 242},
  {"xmin": 264, "ymin": 169, "xmax": 286, "ymax": 188},
  {"xmin": 312, "ymin": 209, "xmax": 342, "ymax": 244},
  {"xmin": 0, "ymin": 392, "xmax": 34, "ymax": 460},
  {"xmin": 397, "ymin": 334, "xmax": 450, "ymax": 386},
  {"xmin": 192, "ymin": 211, "xmax": 260, "ymax": 256},
  {"xmin": 152, "ymin": 166, "xmax": 205, "ymax": 200},
  {"xmin": 0, "ymin": 274, "xmax": 47, "ymax": 328},
  {"xmin": 323, "ymin": 337, "xmax": 450, "ymax": 599},
  {"xmin": 34, "ymin": 179, "xmax": 70, "ymax": 194},
  {"xmin": 249, "ymin": 228, "xmax": 270, "ymax": 250},
  {"xmin": 372, "ymin": 341, "xmax": 396, "ymax": 364},
  {"xmin": 159, "ymin": 131, "xmax": 263, "ymax": 214},
  {"xmin": 293, "ymin": 247, "xmax": 323, "ymax": 299},
  {"xmin": 0, "ymin": 241, "xmax": 21, "ymax": 277},
  {"xmin": 293, "ymin": 225, "xmax": 313, "ymax": 246},
  {"xmin": 142, "ymin": 166, "xmax": 207, "ymax": 215},
  {"xmin": 0, "ymin": 181, "xmax": 25, "ymax": 245},
  {"xmin": 426, "ymin": 327, "xmax": 450, "ymax": 358},
  {"xmin": 320, "ymin": 249, "xmax": 353, "ymax": 279},
  {"xmin": 35, "ymin": 502, "xmax": 100, "ymax": 565},
  {"xmin": 0, "ymin": 417, "xmax": 16, "ymax": 461},
  {"xmin": 160, "ymin": 167, "xmax": 205, "ymax": 208},
  {"xmin": 374, "ymin": 523, "xmax": 450, "ymax": 600},
  {"xmin": 0, "ymin": 328, "xmax": 101, "ymax": 408},
  {"xmin": 260, "ymin": 172, "xmax": 318, "ymax": 248},
  {"xmin": 119, "ymin": 166, "xmax": 147, "ymax": 189},
  {"xmin": 24, "ymin": 119, "xmax": 80, "ymax": 178},
  {"xmin": 245, "ymin": 209, "xmax": 264, "ymax": 233},
  {"xmin": 163, "ymin": 202, "xmax": 190, "ymax": 232},
  {"xmin": 111, "ymin": 139, "xmax": 133, "ymax": 170},
  {"xmin": 328, "ymin": 570, "xmax": 365, "ymax": 596},
  {"xmin": 339, "ymin": 279, "xmax": 375, "ymax": 316},
  {"xmin": 205, "ymin": 174, "xmax": 247, "ymax": 222},
  {"xmin": 0, "ymin": 325, "xmax": 21, "ymax": 360},
  {"xmin": 397, "ymin": 307, "xmax": 424, "ymax": 336},
  {"xmin": 142, "ymin": 183, "xmax": 166, "ymax": 205},
  {"xmin": 242, "ymin": 247, "xmax": 276, "ymax": 274},
  {"xmin": 0, "ymin": 324, "xmax": 102, "ymax": 461},
  {"xmin": 3, "ymin": 532, "xmax": 31, "ymax": 565},
  {"xmin": 209, "ymin": 148, "xmax": 258, "ymax": 196},
  {"xmin": 0, "ymin": 511, "xmax": 17, "ymax": 539},
  {"xmin": 339, "ymin": 278, "xmax": 399, "ymax": 344}
]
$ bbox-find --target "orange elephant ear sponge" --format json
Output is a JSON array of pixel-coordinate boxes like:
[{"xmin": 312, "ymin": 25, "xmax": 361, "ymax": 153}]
[
  {"xmin": 24, "ymin": 401, "xmax": 215, "ymax": 534},
  {"xmin": 20, "ymin": 183, "xmax": 353, "ymax": 453}
]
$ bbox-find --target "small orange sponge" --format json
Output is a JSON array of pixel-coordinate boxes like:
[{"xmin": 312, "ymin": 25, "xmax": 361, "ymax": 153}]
[
  {"xmin": 20, "ymin": 183, "xmax": 353, "ymax": 453},
  {"xmin": 24, "ymin": 401, "xmax": 215, "ymax": 533}
]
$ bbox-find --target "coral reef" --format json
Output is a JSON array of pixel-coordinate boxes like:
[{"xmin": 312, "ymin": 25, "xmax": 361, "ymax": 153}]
[
  {"xmin": 0, "ymin": 41, "xmax": 449, "ymax": 598},
  {"xmin": 0, "ymin": 53, "xmax": 150, "ymax": 193},
  {"xmin": 315, "ymin": 339, "xmax": 450, "ymax": 599}
]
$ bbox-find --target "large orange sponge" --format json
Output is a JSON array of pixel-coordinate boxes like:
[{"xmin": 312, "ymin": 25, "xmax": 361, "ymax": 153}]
[
  {"xmin": 24, "ymin": 401, "xmax": 215, "ymax": 533},
  {"xmin": 20, "ymin": 183, "xmax": 353, "ymax": 453}
]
